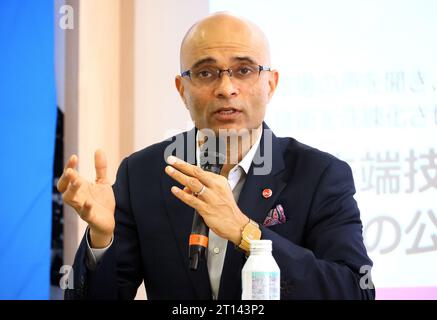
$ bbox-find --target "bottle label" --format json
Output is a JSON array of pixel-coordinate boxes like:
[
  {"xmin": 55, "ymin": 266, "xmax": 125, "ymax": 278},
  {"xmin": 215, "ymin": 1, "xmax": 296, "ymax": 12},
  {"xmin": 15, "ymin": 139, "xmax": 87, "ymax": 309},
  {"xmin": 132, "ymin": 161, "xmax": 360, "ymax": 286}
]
[
  {"xmin": 269, "ymin": 272, "xmax": 280, "ymax": 300},
  {"xmin": 250, "ymin": 271, "xmax": 280, "ymax": 300}
]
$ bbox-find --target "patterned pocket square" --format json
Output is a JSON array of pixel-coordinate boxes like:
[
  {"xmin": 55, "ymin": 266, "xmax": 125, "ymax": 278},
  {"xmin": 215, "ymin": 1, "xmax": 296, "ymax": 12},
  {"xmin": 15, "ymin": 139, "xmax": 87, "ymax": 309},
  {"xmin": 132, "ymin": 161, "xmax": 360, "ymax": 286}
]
[{"xmin": 263, "ymin": 204, "xmax": 286, "ymax": 227}]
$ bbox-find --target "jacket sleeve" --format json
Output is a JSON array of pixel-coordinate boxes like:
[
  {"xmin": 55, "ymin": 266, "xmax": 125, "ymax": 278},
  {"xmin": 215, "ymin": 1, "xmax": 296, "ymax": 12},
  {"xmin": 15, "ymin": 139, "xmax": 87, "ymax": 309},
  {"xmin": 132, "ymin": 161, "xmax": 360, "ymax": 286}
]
[
  {"xmin": 261, "ymin": 159, "xmax": 375, "ymax": 299},
  {"xmin": 64, "ymin": 157, "xmax": 144, "ymax": 300}
]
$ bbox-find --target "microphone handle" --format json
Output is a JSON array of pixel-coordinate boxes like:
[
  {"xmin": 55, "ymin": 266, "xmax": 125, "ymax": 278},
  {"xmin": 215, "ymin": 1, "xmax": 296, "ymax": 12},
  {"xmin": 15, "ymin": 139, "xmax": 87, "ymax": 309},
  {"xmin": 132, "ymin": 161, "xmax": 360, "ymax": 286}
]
[
  {"xmin": 189, "ymin": 211, "xmax": 209, "ymax": 270},
  {"xmin": 188, "ymin": 151, "xmax": 223, "ymax": 270}
]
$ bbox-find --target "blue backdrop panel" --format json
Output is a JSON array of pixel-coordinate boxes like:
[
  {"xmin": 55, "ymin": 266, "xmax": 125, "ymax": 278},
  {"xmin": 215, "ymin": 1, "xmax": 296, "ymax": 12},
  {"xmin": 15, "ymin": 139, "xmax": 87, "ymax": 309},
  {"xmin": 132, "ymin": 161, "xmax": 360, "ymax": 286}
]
[{"xmin": 0, "ymin": 0, "xmax": 56, "ymax": 299}]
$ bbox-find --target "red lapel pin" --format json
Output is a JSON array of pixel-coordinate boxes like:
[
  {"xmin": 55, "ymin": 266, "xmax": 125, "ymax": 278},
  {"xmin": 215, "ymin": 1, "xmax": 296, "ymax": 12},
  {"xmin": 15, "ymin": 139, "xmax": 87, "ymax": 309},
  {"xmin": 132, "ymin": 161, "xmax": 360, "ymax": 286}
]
[{"xmin": 262, "ymin": 188, "xmax": 272, "ymax": 199}]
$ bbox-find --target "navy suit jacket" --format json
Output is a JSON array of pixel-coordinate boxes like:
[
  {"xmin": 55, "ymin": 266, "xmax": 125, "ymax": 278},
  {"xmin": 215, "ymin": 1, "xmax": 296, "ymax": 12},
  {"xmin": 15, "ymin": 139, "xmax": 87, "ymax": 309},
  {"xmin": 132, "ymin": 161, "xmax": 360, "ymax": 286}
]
[{"xmin": 65, "ymin": 123, "xmax": 374, "ymax": 300}]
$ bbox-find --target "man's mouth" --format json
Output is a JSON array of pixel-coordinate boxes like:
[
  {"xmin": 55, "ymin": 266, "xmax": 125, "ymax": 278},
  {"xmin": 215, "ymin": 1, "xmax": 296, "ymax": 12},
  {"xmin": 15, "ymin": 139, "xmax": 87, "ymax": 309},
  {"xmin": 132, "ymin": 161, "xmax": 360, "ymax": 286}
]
[
  {"xmin": 215, "ymin": 107, "xmax": 240, "ymax": 115},
  {"xmin": 213, "ymin": 107, "xmax": 242, "ymax": 121}
]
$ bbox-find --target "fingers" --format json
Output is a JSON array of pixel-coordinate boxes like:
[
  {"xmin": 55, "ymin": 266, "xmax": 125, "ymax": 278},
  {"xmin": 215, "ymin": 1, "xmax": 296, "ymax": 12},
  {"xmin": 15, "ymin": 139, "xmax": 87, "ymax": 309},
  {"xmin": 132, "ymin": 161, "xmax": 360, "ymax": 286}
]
[
  {"xmin": 58, "ymin": 150, "xmax": 108, "ymax": 192},
  {"xmin": 58, "ymin": 155, "xmax": 78, "ymax": 192},
  {"xmin": 57, "ymin": 167, "xmax": 79, "ymax": 193},
  {"xmin": 64, "ymin": 154, "xmax": 78, "ymax": 171},
  {"xmin": 61, "ymin": 172, "xmax": 82, "ymax": 209},
  {"xmin": 165, "ymin": 165, "xmax": 212, "ymax": 200},
  {"xmin": 183, "ymin": 186, "xmax": 193, "ymax": 195},
  {"xmin": 94, "ymin": 149, "xmax": 108, "ymax": 183},
  {"xmin": 58, "ymin": 155, "xmax": 78, "ymax": 193},
  {"xmin": 166, "ymin": 156, "xmax": 217, "ymax": 187},
  {"xmin": 165, "ymin": 165, "xmax": 201, "ymax": 190},
  {"xmin": 170, "ymin": 186, "xmax": 205, "ymax": 211},
  {"xmin": 63, "ymin": 178, "xmax": 98, "ymax": 224},
  {"xmin": 69, "ymin": 175, "xmax": 82, "ymax": 193}
]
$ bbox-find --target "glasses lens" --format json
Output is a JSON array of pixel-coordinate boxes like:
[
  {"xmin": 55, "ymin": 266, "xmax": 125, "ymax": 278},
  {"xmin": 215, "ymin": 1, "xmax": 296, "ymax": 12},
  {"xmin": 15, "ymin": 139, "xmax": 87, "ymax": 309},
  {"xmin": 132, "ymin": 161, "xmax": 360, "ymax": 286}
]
[
  {"xmin": 189, "ymin": 63, "xmax": 263, "ymax": 86},
  {"xmin": 231, "ymin": 63, "xmax": 259, "ymax": 82},
  {"xmin": 190, "ymin": 66, "xmax": 218, "ymax": 85}
]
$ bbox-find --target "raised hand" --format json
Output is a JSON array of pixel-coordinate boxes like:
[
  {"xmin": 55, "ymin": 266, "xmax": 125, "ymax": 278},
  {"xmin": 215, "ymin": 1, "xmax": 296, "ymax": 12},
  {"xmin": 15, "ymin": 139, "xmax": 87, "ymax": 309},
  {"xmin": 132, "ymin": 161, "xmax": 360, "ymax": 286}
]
[
  {"xmin": 164, "ymin": 155, "xmax": 249, "ymax": 245},
  {"xmin": 57, "ymin": 150, "xmax": 115, "ymax": 248}
]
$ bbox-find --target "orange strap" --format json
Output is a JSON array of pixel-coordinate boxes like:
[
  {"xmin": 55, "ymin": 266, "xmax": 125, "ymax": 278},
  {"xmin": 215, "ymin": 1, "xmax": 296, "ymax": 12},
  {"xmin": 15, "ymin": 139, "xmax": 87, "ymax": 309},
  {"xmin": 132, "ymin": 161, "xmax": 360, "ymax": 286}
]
[{"xmin": 189, "ymin": 234, "xmax": 208, "ymax": 248}]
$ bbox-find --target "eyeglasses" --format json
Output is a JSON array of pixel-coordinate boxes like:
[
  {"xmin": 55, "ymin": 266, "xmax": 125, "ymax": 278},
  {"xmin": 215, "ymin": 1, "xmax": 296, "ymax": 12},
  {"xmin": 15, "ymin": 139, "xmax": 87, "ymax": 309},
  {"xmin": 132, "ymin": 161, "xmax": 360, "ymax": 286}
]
[{"xmin": 181, "ymin": 63, "xmax": 271, "ymax": 87}]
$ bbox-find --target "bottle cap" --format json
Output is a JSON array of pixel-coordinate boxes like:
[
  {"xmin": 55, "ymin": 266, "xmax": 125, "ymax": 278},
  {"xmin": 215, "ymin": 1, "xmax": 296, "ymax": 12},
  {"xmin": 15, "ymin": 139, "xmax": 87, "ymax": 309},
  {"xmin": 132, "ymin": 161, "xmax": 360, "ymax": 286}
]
[{"xmin": 249, "ymin": 239, "xmax": 272, "ymax": 253}]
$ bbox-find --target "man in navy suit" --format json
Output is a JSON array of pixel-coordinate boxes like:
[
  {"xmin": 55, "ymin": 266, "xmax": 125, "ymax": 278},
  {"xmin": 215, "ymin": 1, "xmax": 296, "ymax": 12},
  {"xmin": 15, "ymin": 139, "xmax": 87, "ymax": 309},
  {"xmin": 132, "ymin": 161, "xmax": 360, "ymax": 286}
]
[{"xmin": 58, "ymin": 13, "xmax": 374, "ymax": 300}]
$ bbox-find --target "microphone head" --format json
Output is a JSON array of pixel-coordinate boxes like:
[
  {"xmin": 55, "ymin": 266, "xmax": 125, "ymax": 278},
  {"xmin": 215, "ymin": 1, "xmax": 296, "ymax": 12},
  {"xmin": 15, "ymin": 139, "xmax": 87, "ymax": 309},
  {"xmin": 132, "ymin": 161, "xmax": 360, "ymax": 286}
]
[{"xmin": 199, "ymin": 136, "xmax": 226, "ymax": 174}]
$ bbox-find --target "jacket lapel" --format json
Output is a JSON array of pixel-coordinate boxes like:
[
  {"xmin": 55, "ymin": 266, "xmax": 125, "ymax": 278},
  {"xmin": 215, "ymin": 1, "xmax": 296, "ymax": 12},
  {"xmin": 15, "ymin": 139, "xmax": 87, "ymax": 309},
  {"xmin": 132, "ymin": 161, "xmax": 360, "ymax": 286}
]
[
  {"xmin": 161, "ymin": 128, "xmax": 212, "ymax": 299},
  {"xmin": 218, "ymin": 123, "xmax": 287, "ymax": 300}
]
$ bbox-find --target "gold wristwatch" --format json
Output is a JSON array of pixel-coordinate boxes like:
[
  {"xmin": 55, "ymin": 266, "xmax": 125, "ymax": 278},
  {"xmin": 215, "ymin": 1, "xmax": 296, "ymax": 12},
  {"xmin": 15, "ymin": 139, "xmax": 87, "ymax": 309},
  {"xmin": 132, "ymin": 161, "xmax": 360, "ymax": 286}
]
[{"xmin": 238, "ymin": 219, "xmax": 262, "ymax": 254}]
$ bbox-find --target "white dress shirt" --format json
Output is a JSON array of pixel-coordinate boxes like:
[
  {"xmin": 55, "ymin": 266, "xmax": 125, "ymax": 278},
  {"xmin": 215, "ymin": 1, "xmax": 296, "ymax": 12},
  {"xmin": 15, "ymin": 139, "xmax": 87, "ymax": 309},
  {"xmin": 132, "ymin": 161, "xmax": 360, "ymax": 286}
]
[{"xmin": 86, "ymin": 126, "xmax": 262, "ymax": 300}]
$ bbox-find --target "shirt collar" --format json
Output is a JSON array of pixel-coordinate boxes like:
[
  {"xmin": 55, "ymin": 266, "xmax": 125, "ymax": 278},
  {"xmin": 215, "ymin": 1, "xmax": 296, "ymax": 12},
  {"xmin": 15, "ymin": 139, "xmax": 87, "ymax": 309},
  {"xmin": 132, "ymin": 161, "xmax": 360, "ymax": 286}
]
[{"xmin": 195, "ymin": 125, "xmax": 263, "ymax": 175}]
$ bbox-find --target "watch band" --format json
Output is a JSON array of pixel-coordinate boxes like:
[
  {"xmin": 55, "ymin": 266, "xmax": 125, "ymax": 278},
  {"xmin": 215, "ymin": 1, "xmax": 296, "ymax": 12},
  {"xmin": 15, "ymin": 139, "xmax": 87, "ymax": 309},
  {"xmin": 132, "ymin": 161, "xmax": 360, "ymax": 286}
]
[{"xmin": 238, "ymin": 219, "xmax": 261, "ymax": 253}]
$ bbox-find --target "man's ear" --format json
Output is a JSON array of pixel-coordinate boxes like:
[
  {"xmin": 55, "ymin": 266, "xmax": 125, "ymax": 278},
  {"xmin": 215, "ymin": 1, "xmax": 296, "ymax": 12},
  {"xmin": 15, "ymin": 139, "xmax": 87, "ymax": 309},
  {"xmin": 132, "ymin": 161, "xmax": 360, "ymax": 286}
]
[
  {"xmin": 267, "ymin": 70, "xmax": 279, "ymax": 102},
  {"xmin": 175, "ymin": 76, "xmax": 189, "ymax": 108}
]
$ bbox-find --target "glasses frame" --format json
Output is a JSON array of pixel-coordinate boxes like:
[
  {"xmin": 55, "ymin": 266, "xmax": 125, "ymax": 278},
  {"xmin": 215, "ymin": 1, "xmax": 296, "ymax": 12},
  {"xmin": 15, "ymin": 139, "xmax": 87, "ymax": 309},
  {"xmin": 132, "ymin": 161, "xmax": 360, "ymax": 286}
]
[{"xmin": 180, "ymin": 65, "xmax": 271, "ymax": 85}]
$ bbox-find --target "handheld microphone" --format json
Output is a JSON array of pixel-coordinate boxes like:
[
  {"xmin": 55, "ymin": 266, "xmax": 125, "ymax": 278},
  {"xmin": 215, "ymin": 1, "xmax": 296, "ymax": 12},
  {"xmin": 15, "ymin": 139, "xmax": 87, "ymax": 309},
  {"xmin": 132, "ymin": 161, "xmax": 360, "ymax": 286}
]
[{"xmin": 189, "ymin": 137, "xmax": 226, "ymax": 271}]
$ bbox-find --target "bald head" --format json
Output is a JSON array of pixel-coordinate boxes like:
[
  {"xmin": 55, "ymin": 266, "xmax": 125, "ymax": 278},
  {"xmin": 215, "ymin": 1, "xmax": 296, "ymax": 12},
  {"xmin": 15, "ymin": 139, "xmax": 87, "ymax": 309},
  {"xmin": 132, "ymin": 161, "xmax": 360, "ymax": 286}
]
[
  {"xmin": 174, "ymin": 12, "xmax": 279, "ymax": 135},
  {"xmin": 180, "ymin": 13, "xmax": 271, "ymax": 71}
]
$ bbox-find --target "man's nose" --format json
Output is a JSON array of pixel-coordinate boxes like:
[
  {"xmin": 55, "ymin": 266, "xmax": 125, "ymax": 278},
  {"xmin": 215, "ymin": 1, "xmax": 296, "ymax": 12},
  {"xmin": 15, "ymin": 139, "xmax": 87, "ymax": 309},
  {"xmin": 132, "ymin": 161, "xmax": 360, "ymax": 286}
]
[{"xmin": 213, "ymin": 74, "xmax": 239, "ymax": 98}]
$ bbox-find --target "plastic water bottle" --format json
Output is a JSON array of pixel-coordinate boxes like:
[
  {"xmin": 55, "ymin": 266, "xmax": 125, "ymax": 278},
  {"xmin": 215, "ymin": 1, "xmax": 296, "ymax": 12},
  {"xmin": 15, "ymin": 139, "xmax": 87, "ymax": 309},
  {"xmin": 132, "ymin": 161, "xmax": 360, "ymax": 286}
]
[{"xmin": 241, "ymin": 240, "xmax": 280, "ymax": 300}]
